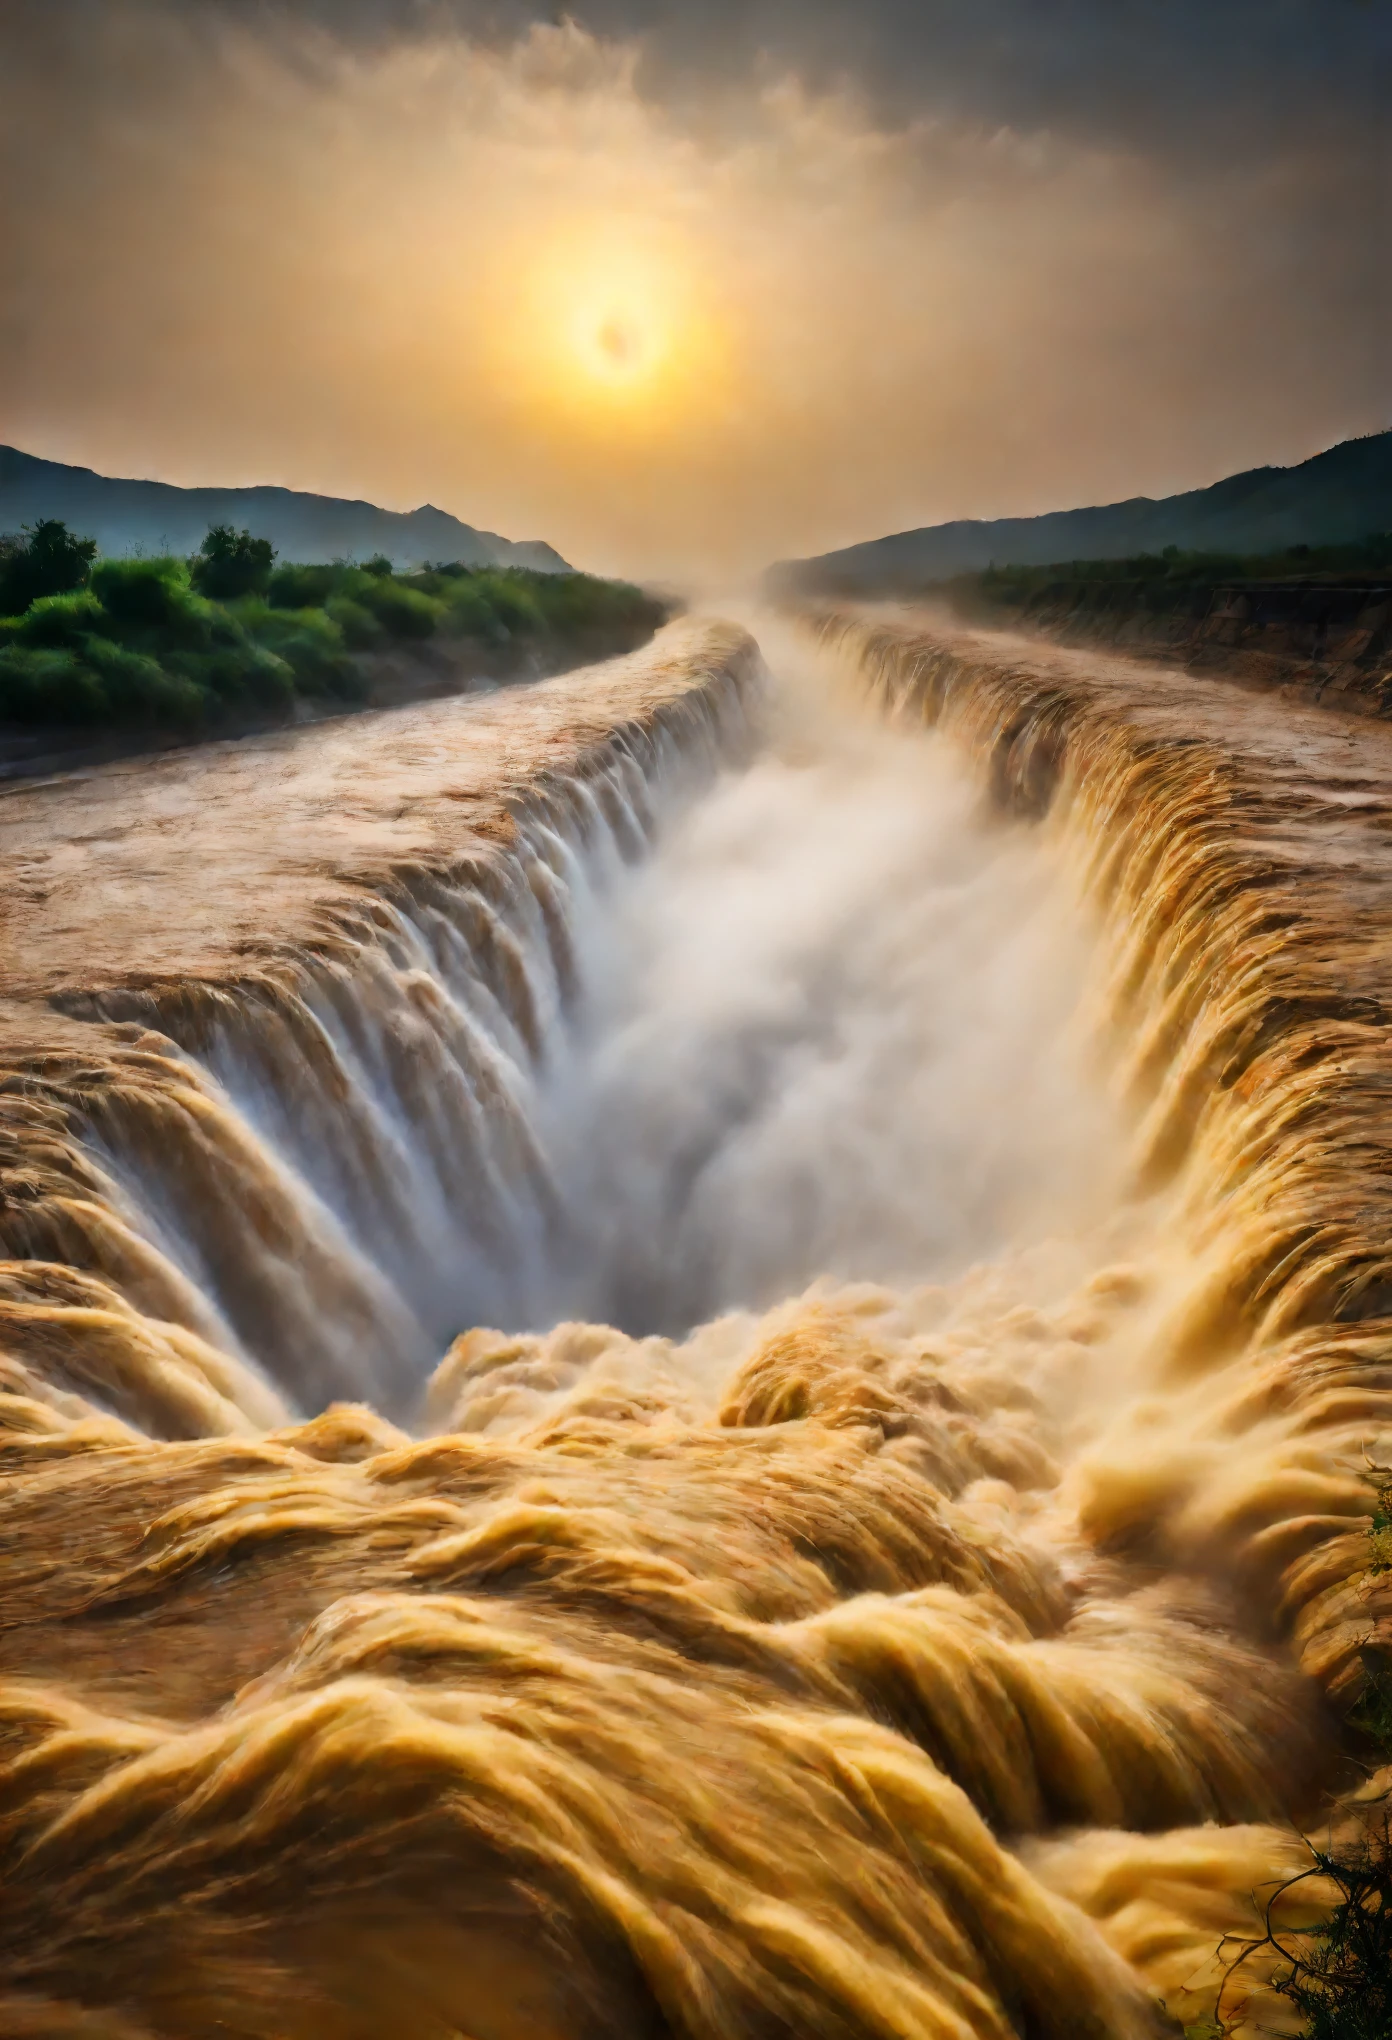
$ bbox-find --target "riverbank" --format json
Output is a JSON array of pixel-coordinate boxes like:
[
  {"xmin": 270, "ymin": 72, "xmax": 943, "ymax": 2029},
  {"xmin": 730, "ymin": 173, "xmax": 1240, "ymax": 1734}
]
[
  {"xmin": 947, "ymin": 569, "xmax": 1392, "ymax": 715},
  {"xmin": 0, "ymin": 548, "xmax": 671, "ymax": 781}
]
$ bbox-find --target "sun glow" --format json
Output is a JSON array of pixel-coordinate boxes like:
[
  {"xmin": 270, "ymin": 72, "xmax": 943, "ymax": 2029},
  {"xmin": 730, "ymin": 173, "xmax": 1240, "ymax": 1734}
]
[
  {"xmin": 572, "ymin": 295, "xmax": 666, "ymax": 387},
  {"xmin": 499, "ymin": 226, "xmax": 727, "ymax": 433}
]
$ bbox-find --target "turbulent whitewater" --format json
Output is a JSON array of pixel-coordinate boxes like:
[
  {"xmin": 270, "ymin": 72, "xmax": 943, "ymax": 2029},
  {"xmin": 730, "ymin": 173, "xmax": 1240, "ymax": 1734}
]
[{"xmin": 0, "ymin": 609, "xmax": 1388, "ymax": 2038}]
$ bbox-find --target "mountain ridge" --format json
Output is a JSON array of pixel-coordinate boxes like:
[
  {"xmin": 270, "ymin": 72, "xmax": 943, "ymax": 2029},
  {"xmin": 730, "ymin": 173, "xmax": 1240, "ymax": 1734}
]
[
  {"xmin": 0, "ymin": 445, "xmax": 570, "ymax": 574},
  {"xmin": 769, "ymin": 429, "xmax": 1392, "ymax": 596}
]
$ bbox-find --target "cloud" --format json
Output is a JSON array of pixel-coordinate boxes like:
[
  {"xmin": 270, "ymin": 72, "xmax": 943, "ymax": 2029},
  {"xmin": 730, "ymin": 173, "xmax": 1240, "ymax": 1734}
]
[
  {"xmin": 1, "ymin": 2, "xmax": 1387, "ymax": 582},
  {"xmin": 69, "ymin": 0, "xmax": 1387, "ymax": 161}
]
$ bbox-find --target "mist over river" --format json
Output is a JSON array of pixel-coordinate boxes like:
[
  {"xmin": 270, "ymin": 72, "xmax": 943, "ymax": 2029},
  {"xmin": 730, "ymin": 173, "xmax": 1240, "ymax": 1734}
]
[{"xmin": 478, "ymin": 617, "xmax": 1123, "ymax": 1340}]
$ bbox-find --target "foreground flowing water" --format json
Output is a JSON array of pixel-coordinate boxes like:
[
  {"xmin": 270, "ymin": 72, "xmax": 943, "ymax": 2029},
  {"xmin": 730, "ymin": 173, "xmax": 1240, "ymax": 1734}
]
[{"xmin": 1, "ymin": 611, "xmax": 1389, "ymax": 2037}]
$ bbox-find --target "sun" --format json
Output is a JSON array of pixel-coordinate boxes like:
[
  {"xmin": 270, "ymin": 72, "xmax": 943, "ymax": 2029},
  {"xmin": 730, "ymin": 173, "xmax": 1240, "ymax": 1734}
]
[
  {"xmin": 498, "ymin": 224, "xmax": 727, "ymax": 435},
  {"xmin": 542, "ymin": 233, "xmax": 687, "ymax": 399},
  {"xmin": 596, "ymin": 314, "xmax": 644, "ymax": 374},
  {"xmin": 570, "ymin": 292, "xmax": 667, "ymax": 390}
]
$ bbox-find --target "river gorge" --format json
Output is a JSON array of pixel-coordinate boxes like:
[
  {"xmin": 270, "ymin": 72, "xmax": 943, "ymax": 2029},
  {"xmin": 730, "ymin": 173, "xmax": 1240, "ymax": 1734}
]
[{"xmin": 1, "ymin": 609, "xmax": 1388, "ymax": 2040}]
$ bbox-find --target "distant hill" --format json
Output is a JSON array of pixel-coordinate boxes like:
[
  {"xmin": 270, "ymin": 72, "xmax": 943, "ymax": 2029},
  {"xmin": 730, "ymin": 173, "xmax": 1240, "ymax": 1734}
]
[
  {"xmin": 0, "ymin": 446, "xmax": 570, "ymax": 573},
  {"xmin": 769, "ymin": 430, "xmax": 1392, "ymax": 597}
]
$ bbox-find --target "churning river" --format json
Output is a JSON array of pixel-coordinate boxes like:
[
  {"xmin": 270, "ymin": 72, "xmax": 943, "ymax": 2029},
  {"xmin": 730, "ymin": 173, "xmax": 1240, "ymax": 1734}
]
[{"xmin": 1, "ymin": 608, "xmax": 1389, "ymax": 2040}]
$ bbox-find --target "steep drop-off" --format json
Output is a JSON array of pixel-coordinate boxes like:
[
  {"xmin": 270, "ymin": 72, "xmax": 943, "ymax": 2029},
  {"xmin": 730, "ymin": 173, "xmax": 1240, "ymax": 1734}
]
[
  {"xmin": 0, "ymin": 609, "xmax": 1388, "ymax": 2038},
  {"xmin": 0, "ymin": 618, "xmax": 758, "ymax": 1419}
]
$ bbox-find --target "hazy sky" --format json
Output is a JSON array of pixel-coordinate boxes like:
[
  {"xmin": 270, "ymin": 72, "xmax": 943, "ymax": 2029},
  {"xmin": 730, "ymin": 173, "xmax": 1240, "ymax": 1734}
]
[{"xmin": 2, "ymin": 1, "xmax": 1389, "ymax": 581}]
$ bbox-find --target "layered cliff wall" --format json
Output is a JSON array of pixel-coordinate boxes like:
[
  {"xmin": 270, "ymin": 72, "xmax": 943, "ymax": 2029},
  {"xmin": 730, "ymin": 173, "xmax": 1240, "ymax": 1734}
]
[{"xmin": 947, "ymin": 575, "xmax": 1392, "ymax": 715}]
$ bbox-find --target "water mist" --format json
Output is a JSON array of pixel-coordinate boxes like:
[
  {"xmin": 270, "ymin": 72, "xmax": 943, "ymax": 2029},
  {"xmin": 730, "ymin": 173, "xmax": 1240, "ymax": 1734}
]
[{"xmin": 519, "ymin": 616, "xmax": 1126, "ymax": 1338}]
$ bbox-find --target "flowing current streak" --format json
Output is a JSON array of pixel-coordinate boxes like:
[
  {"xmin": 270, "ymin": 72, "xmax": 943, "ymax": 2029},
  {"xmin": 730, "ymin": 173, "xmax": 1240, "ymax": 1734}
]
[{"xmin": 0, "ymin": 613, "xmax": 1382, "ymax": 2038}]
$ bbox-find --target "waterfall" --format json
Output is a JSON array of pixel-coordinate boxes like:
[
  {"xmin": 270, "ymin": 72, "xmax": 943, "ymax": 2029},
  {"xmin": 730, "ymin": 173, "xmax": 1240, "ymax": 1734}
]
[
  {"xmin": 0, "ymin": 621, "xmax": 758, "ymax": 1429},
  {"xmin": 1, "ymin": 608, "xmax": 1385, "ymax": 2040}
]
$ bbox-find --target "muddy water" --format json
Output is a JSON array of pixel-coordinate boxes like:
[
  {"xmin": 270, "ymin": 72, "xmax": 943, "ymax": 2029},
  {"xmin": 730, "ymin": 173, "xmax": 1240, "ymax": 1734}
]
[{"xmin": 0, "ymin": 609, "xmax": 1387, "ymax": 2038}]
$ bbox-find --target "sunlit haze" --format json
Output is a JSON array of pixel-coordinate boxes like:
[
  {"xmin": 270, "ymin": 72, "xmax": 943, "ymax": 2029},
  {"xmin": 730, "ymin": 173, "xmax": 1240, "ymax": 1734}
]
[{"xmin": 2, "ymin": 2, "xmax": 1388, "ymax": 583}]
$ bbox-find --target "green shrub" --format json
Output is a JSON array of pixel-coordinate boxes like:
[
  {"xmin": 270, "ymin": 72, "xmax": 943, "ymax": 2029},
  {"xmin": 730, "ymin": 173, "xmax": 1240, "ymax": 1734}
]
[
  {"xmin": 271, "ymin": 612, "xmax": 356, "ymax": 695},
  {"xmin": 0, "ymin": 521, "xmax": 98, "ymax": 615},
  {"xmin": 267, "ymin": 562, "xmax": 338, "ymax": 609},
  {"xmin": 163, "ymin": 643, "xmax": 294, "ymax": 716},
  {"xmin": 531, "ymin": 570, "xmax": 665, "ymax": 640},
  {"xmin": 359, "ymin": 580, "xmax": 443, "ymax": 640},
  {"xmin": 293, "ymin": 645, "xmax": 367, "ymax": 701},
  {"xmin": 477, "ymin": 574, "xmax": 544, "ymax": 636},
  {"xmin": 964, "ymin": 530, "xmax": 1392, "ymax": 612},
  {"xmin": 1268, "ymin": 1820, "xmax": 1392, "ymax": 2040},
  {"xmin": 90, "ymin": 557, "xmax": 205, "ymax": 634},
  {"xmin": 1218, "ymin": 1786, "xmax": 1392, "ymax": 2040},
  {"xmin": 81, "ymin": 639, "xmax": 208, "ymax": 723},
  {"xmin": 16, "ymin": 592, "xmax": 106, "ymax": 648},
  {"xmin": 324, "ymin": 596, "xmax": 383, "ymax": 650},
  {"xmin": 1215, "ymin": 1486, "xmax": 1392, "ymax": 2039},
  {"xmin": 238, "ymin": 602, "xmax": 359, "ymax": 698},
  {"xmin": 439, "ymin": 579, "xmax": 510, "ymax": 643},
  {"xmin": 0, "ymin": 645, "xmax": 109, "ymax": 722},
  {"xmin": 192, "ymin": 524, "xmax": 275, "ymax": 601},
  {"xmin": 0, "ymin": 525, "xmax": 669, "ymax": 738}
]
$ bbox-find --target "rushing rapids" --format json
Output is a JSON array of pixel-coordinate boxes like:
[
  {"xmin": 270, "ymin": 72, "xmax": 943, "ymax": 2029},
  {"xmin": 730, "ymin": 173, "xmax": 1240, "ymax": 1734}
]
[{"xmin": 0, "ymin": 607, "xmax": 1388, "ymax": 2037}]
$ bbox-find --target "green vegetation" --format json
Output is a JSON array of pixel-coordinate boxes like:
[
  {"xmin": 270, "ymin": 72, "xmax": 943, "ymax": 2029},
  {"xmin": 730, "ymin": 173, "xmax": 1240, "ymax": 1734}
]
[
  {"xmin": 0, "ymin": 518, "xmax": 98, "ymax": 614},
  {"xmin": 1262, "ymin": 1807, "xmax": 1392, "ymax": 2040},
  {"xmin": 0, "ymin": 522, "xmax": 667, "ymax": 734},
  {"xmin": 1214, "ymin": 1765, "xmax": 1392, "ymax": 2040},
  {"xmin": 190, "ymin": 523, "xmax": 276, "ymax": 601},
  {"xmin": 965, "ymin": 531, "xmax": 1392, "ymax": 608},
  {"xmin": 1210, "ymin": 1483, "xmax": 1392, "ymax": 2039}
]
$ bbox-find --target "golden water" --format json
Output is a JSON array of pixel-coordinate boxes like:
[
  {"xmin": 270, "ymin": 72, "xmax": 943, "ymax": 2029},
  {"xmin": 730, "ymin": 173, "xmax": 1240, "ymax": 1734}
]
[{"xmin": 1, "ymin": 610, "xmax": 1387, "ymax": 2038}]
